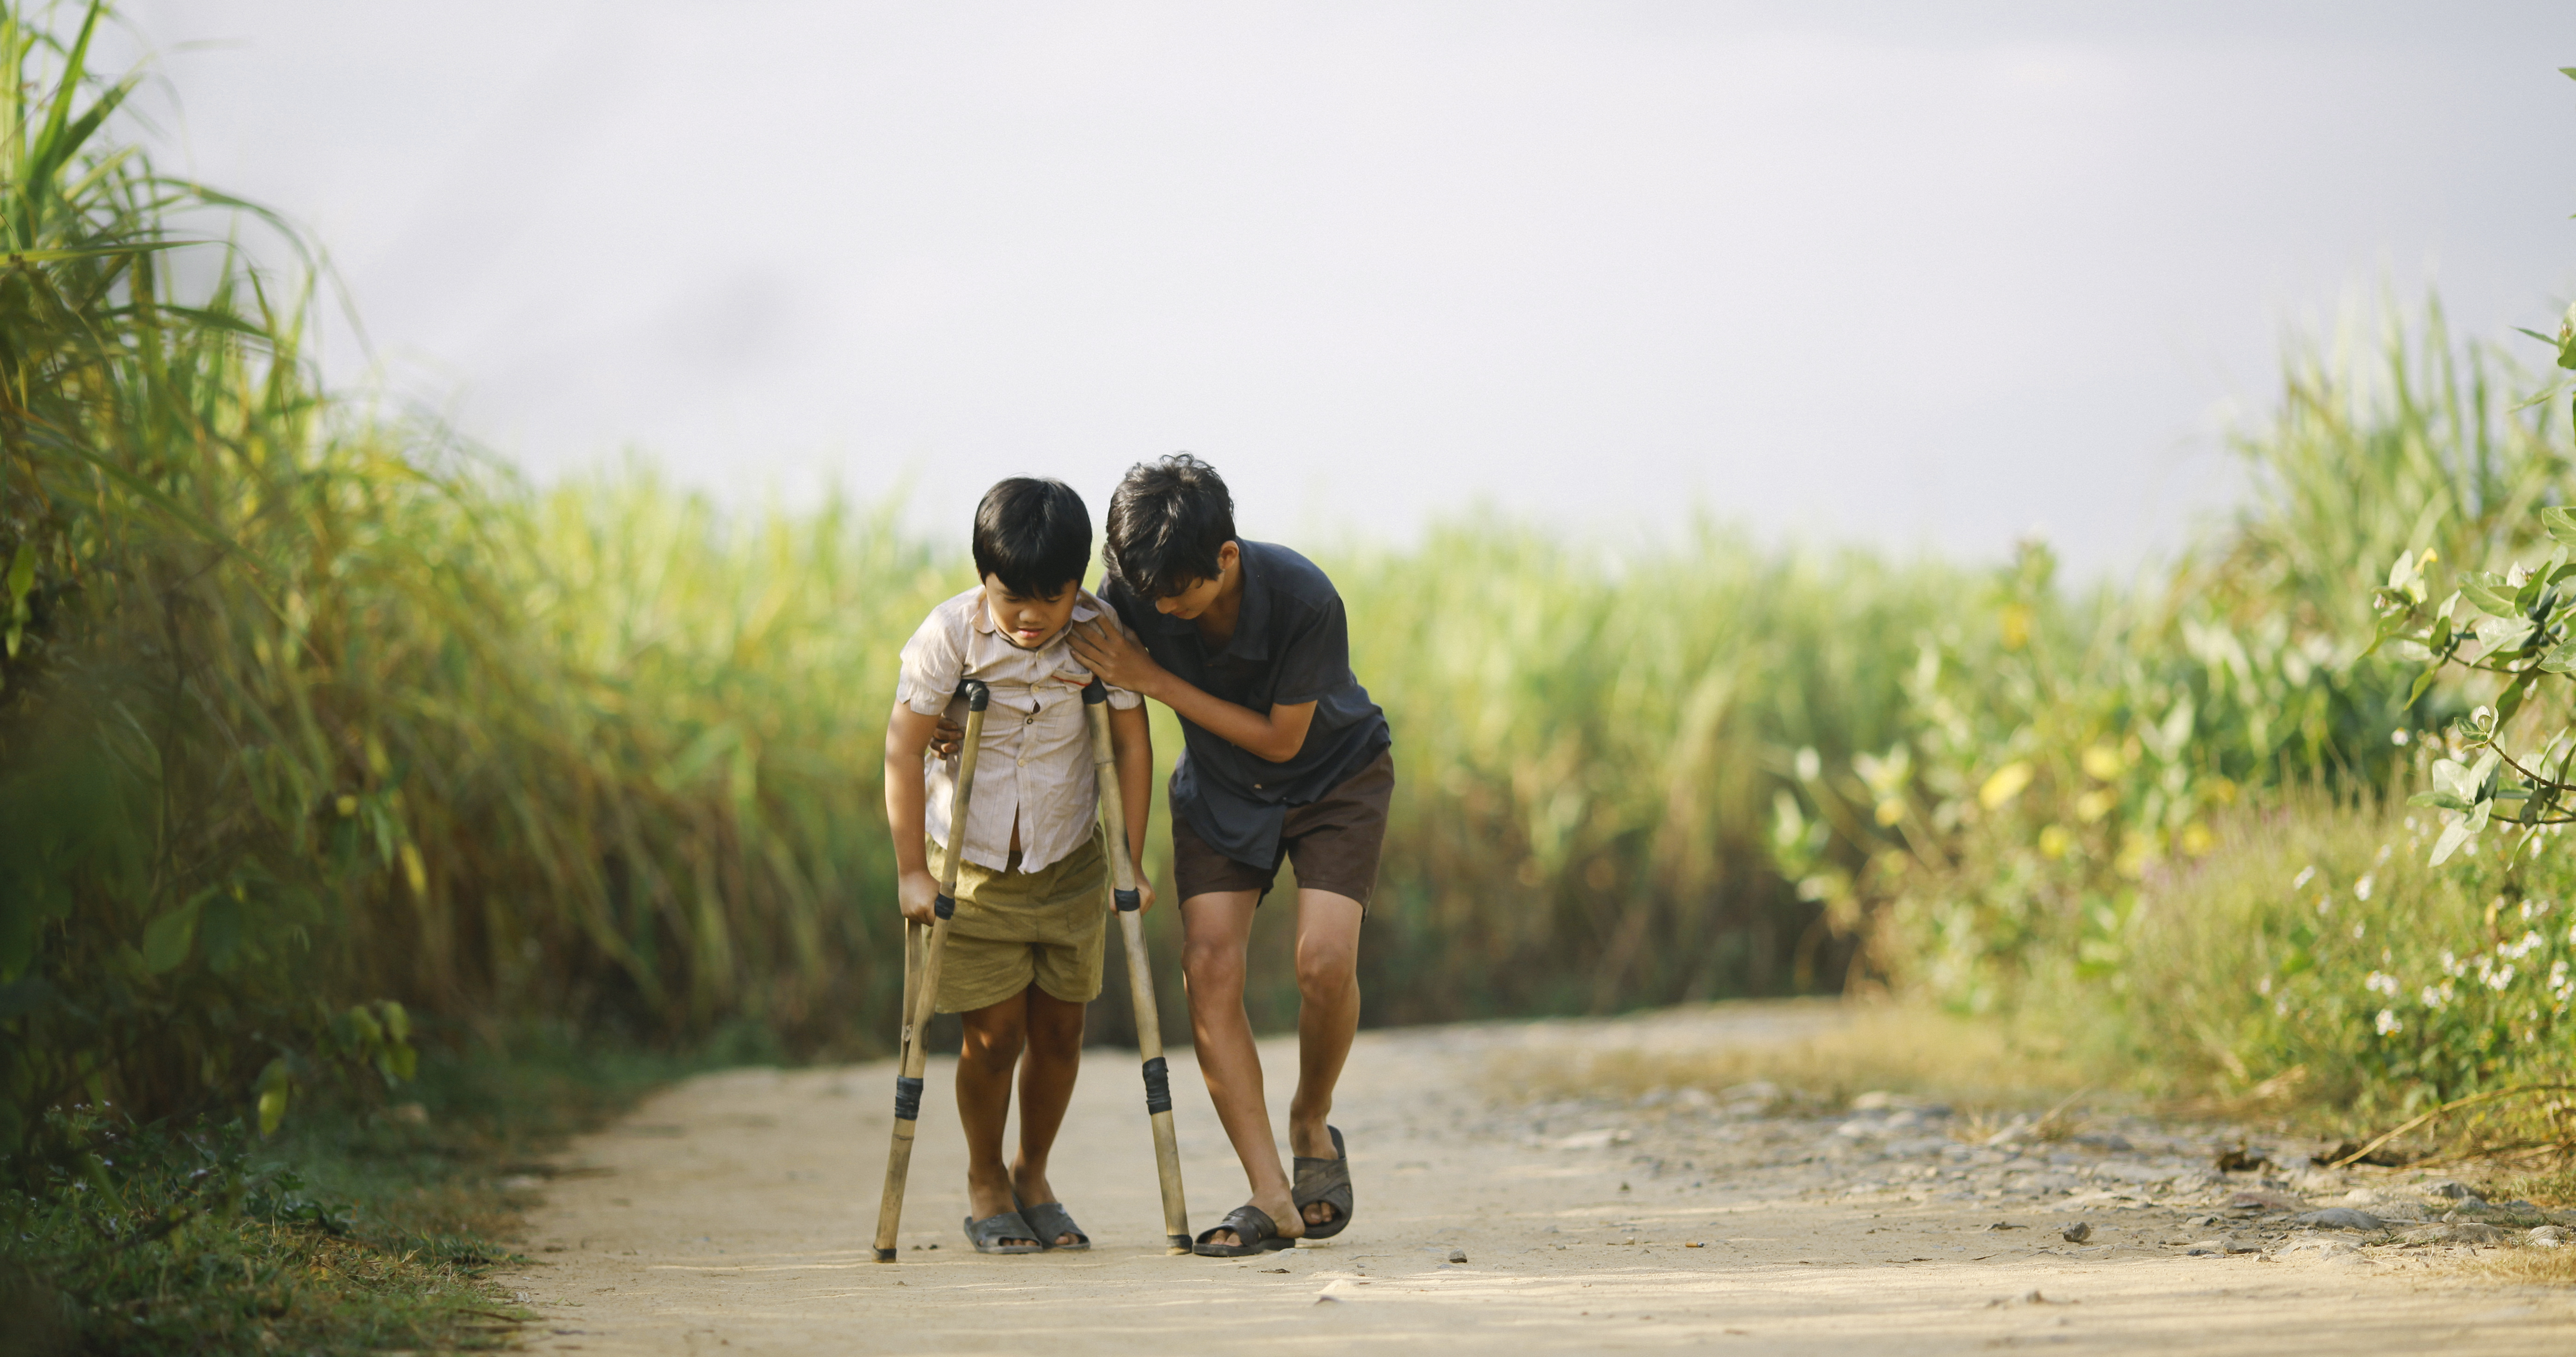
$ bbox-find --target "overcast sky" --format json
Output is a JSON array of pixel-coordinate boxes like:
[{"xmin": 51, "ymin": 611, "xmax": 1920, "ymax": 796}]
[{"xmin": 108, "ymin": 1, "xmax": 2576, "ymax": 573}]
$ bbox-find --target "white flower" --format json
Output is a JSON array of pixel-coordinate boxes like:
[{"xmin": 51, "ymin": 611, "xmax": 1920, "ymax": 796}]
[
  {"xmin": 2488, "ymin": 964, "xmax": 2517, "ymax": 992},
  {"xmin": 2422, "ymin": 981, "xmax": 2457, "ymax": 1010},
  {"xmin": 2353, "ymin": 874, "xmax": 2375, "ymax": 902},
  {"xmin": 2375, "ymin": 1009, "xmax": 2404, "ymax": 1036},
  {"xmin": 2522, "ymin": 898, "xmax": 2555, "ymax": 920},
  {"xmin": 2550, "ymin": 960, "xmax": 2572, "ymax": 1000},
  {"xmin": 2364, "ymin": 971, "xmax": 2401, "ymax": 997},
  {"xmin": 2292, "ymin": 865, "xmax": 2317, "ymax": 890},
  {"xmin": 2505, "ymin": 930, "xmax": 2545, "ymax": 960},
  {"xmin": 2441, "ymin": 950, "xmax": 2463, "ymax": 977},
  {"xmin": 2393, "ymin": 730, "xmax": 2411, "ymax": 746}
]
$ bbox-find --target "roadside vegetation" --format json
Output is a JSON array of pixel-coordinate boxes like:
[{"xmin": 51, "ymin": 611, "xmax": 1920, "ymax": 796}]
[{"xmin": 3, "ymin": 0, "xmax": 2573, "ymax": 1343}]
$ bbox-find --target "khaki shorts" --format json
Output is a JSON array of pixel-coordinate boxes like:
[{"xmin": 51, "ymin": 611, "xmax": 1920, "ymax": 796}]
[{"xmin": 927, "ymin": 828, "xmax": 1110, "ymax": 1014}]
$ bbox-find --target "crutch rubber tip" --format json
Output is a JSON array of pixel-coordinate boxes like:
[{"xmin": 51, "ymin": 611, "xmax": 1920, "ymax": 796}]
[
  {"xmin": 874, "ymin": 1248, "xmax": 897, "ymax": 1263},
  {"xmin": 1166, "ymin": 1236, "xmax": 1193, "ymax": 1254}
]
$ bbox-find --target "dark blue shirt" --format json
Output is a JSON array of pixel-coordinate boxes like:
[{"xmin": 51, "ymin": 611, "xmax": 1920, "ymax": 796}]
[{"xmin": 1102, "ymin": 541, "xmax": 1391, "ymax": 869}]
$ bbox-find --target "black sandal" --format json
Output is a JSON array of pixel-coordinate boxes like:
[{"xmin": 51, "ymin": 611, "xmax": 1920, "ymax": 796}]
[
  {"xmin": 1193, "ymin": 1204, "xmax": 1297, "ymax": 1257},
  {"xmin": 1015, "ymin": 1197, "xmax": 1090, "ymax": 1251},
  {"xmin": 963, "ymin": 1210, "xmax": 1045, "ymax": 1254},
  {"xmin": 1293, "ymin": 1125, "xmax": 1354, "ymax": 1240}
]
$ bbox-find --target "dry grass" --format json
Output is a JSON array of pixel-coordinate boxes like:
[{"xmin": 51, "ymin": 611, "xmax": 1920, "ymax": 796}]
[{"xmin": 1485, "ymin": 1001, "xmax": 2093, "ymax": 1114}]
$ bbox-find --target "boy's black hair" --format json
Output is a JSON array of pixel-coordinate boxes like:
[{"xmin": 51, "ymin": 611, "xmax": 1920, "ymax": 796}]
[
  {"xmin": 1104, "ymin": 454, "xmax": 1236, "ymax": 599},
  {"xmin": 973, "ymin": 477, "xmax": 1092, "ymax": 597}
]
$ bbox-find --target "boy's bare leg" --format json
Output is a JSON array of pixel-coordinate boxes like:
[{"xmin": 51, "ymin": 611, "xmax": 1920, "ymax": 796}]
[
  {"xmin": 956, "ymin": 994, "xmax": 1040, "ymax": 1248},
  {"xmin": 1007, "ymin": 986, "xmax": 1088, "ymax": 1246},
  {"xmin": 1287, "ymin": 888, "xmax": 1363, "ymax": 1224},
  {"xmin": 1181, "ymin": 888, "xmax": 1302, "ymax": 1246}
]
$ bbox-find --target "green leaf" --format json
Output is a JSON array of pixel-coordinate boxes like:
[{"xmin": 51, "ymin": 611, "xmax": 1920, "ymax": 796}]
[
  {"xmin": 2431, "ymin": 817, "xmax": 2474, "ymax": 864},
  {"xmin": 2499, "ymin": 672, "xmax": 2538, "ymax": 725},
  {"xmin": 2460, "ymin": 576, "xmax": 2516, "ymax": 617},
  {"xmin": 2409, "ymin": 790, "xmax": 2474, "ymax": 812},
  {"xmin": 139, "ymin": 899, "xmax": 200, "ymax": 974},
  {"xmin": 2547, "ymin": 509, "xmax": 2576, "ymax": 547},
  {"xmin": 2408, "ymin": 663, "xmax": 2441, "ymax": 707},
  {"xmin": 255, "ymin": 1058, "xmax": 291, "ymax": 1137},
  {"xmin": 3, "ymin": 541, "xmax": 32, "ymax": 659},
  {"xmin": 2476, "ymin": 614, "xmax": 2537, "ymax": 654}
]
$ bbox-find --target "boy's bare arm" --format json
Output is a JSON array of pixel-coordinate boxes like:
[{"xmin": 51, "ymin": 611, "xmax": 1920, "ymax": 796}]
[
  {"xmin": 1070, "ymin": 620, "xmax": 1317, "ymax": 763},
  {"xmin": 1106, "ymin": 702, "xmax": 1158, "ymax": 913},
  {"xmin": 883, "ymin": 704, "xmax": 945, "ymax": 922}
]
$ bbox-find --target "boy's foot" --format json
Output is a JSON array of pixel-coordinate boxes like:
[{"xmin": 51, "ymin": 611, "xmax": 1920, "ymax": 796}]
[
  {"xmin": 1292, "ymin": 1125, "xmax": 1353, "ymax": 1237},
  {"xmin": 967, "ymin": 1169, "xmax": 1041, "ymax": 1249},
  {"xmin": 1193, "ymin": 1204, "xmax": 1298, "ymax": 1256},
  {"xmin": 1008, "ymin": 1165, "xmax": 1085, "ymax": 1248},
  {"xmin": 1289, "ymin": 1120, "xmax": 1346, "ymax": 1228},
  {"xmin": 1195, "ymin": 1187, "xmax": 1304, "ymax": 1249}
]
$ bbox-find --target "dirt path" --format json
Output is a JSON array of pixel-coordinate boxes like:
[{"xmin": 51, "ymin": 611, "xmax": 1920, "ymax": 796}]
[{"xmin": 497, "ymin": 1005, "xmax": 2575, "ymax": 1354}]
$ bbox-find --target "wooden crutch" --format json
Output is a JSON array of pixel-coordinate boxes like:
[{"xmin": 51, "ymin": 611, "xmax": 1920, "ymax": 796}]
[
  {"xmin": 872, "ymin": 678, "xmax": 991, "ymax": 1262},
  {"xmin": 1082, "ymin": 678, "xmax": 1191, "ymax": 1253}
]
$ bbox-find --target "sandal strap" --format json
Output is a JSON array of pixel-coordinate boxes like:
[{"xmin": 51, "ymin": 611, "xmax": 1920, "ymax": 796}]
[
  {"xmin": 965, "ymin": 1209, "xmax": 1043, "ymax": 1248},
  {"xmin": 1196, "ymin": 1204, "xmax": 1278, "ymax": 1246},
  {"xmin": 1019, "ymin": 1200, "xmax": 1088, "ymax": 1246}
]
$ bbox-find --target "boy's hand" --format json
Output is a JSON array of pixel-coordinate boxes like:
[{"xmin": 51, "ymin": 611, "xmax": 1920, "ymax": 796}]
[
  {"xmin": 928, "ymin": 716, "xmax": 964, "ymax": 758},
  {"xmin": 1069, "ymin": 618, "xmax": 1163, "ymax": 697},
  {"xmin": 1130, "ymin": 876, "xmax": 1157, "ymax": 914},
  {"xmin": 897, "ymin": 868, "xmax": 943, "ymax": 924}
]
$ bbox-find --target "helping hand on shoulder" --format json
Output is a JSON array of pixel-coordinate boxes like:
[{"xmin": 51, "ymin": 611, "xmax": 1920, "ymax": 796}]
[{"xmin": 1068, "ymin": 617, "xmax": 1163, "ymax": 697}]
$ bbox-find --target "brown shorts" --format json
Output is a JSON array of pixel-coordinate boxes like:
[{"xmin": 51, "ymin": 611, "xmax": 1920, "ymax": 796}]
[{"xmin": 1171, "ymin": 746, "xmax": 1393, "ymax": 908}]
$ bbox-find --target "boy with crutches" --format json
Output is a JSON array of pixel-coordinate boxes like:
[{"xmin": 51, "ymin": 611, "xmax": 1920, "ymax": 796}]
[{"xmin": 875, "ymin": 477, "xmax": 1156, "ymax": 1255}]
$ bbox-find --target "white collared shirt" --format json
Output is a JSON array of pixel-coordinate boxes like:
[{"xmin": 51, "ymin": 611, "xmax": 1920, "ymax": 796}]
[{"xmin": 896, "ymin": 585, "xmax": 1143, "ymax": 874}]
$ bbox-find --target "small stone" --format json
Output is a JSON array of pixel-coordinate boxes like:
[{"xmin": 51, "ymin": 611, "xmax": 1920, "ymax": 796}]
[
  {"xmin": 2060, "ymin": 1222, "xmax": 2092, "ymax": 1243},
  {"xmin": 2425, "ymin": 1180, "xmax": 2483, "ymax": 1203},
  {"xmin": 2527, "ymin": 1226, "xmax": 2566, "ymax": 1248},
  {"xmin": 2288, "ymin": 1208, "xmax": 2384, "ymax": 1232},
  {"xmin": 1446, "ymin": 1248, "xmax": 1468, "ymax": 1263}
]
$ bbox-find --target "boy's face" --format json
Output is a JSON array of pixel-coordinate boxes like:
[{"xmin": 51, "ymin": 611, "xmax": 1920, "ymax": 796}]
[
  {"xmin": 981, "ymin": 576, "xmax": 1081, "ymax": 650},
  {"xmin": 1149, "ymin": 541, "xmax": 1238, "ymax": 621}
]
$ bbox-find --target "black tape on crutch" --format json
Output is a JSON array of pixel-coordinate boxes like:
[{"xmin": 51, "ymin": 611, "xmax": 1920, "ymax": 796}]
[
  {"xmin": 1140, "ymin": 1056, "xmax": 1172, "ymax": 1114},
  {"xmin": 934, "ymin": 893, "xmax": 954, "ymax": 920},
  {"xmin": 1082, "ymin": 678, "xmax": 1109, "ymax": 705},
  {"xmin": 894, "ymin": 1076, "xmax": 924, "ymax": 1123},
  {"xmin": 1114, "ymin": 888, "xmax": 1141, "ymax": 913}
]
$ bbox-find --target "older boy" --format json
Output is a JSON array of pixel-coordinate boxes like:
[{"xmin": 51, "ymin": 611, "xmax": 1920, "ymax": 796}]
[
  {"xmin": 884, "ymin": 476, "xmax": 1154, "ymax": 1254},
  {"xmin": 1072, "ymin": 455, "xmax": 1391, "ymax": 1256}
]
